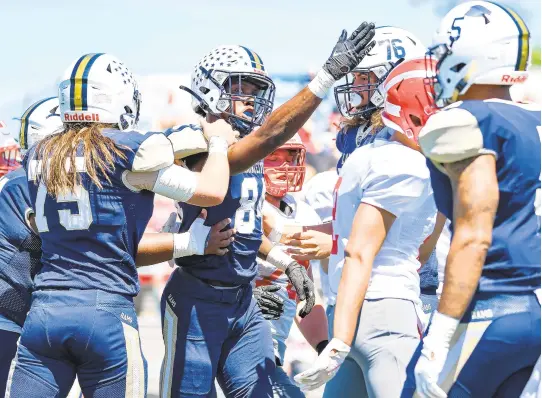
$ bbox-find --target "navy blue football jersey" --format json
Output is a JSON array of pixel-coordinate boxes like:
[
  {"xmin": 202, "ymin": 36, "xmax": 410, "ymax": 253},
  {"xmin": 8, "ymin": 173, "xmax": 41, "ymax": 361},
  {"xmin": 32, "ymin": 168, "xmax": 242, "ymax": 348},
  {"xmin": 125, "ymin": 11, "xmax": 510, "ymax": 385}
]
[
  {"xmin": 420, "ymin": 100, "xmax": 541, "ymax": 293},
  {"xmin": 0, "ymin": 168, "xmax": 42, "ymax": 327},
  {"xmin": 24, "ymin": 129, "xmax": 175, "ymax": 296},
  {"xmin": 176, "ymin": 162, "xmax": 265, "ymax": 285}
]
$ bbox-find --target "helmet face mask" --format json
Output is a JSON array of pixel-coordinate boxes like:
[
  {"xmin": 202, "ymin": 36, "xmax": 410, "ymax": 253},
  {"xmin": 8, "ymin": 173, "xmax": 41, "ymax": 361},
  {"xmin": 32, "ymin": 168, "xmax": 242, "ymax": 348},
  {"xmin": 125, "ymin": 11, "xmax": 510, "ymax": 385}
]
[
  {"xmin": 218, "ymin": 72, "xmax": 275, "ymax": 136},
  {"xmin": 264, "ymin": 138, "xmax": 306, "ymax": 198},
  {"xmin": 334, "ymin": 65, "xmax": 389, "ymax": 120},
  {"xmin": 334, "ymin": 26, "xmax": 427, "ymax": 122},
  {"xmin": 0, "ymin": 144, "xmax": 20, "ymax": 177},
  {"xmin": 184, "ymin": 45, "xmax": 276, "ymax": 137},
  {"xmin": 424, "ymin": 44, "xmax": 455, "ymax": 108}
]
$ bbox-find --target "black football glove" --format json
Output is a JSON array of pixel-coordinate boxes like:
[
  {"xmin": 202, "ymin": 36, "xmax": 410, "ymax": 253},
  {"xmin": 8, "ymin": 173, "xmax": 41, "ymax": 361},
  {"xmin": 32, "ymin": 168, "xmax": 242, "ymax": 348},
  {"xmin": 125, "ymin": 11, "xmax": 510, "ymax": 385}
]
[
  {"xmin": 253, "ymin": 285, "xmax": 285, "ymax": 321},
  {"xmin": 323, "ymin": 22, "xmax": 377, "ymax": 81},
  {"xmin": 285, "ymin": 261, "xmax": 315, "ymax": 318}
]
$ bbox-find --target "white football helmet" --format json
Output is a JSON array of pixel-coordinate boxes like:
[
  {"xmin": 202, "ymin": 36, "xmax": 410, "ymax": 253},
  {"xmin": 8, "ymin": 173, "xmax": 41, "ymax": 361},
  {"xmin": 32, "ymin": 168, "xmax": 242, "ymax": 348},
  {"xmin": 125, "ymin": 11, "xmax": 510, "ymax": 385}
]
[
  {"xmin": 428, "ymin": 1, "xmax": 531, "ymax": 105},
  {"xmin": 14, "ymin": 97, "xmax": 63, "ymax": 155},
  {"xmin": 58, "ymin": 53, "xmax": 141, "ymax": 130},
  {"xmin": 180, "ymin": 45, "xmax": 275, "ymax": 136},
  {"xmin": 335, "ymin": 26, "xmax": 426, "ymax": 119}
]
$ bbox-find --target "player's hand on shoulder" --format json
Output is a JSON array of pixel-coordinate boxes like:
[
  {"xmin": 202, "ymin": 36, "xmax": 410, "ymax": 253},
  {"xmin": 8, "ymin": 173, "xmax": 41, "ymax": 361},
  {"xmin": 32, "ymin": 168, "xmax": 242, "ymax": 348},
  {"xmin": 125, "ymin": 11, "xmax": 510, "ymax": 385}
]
[
  {"xmin": 199, "ymin": 117, "xmax": 238, "ymax": 146},
  {"xmin": 323, "ymin": 22, "xmax": 376, "ymax": 81}
]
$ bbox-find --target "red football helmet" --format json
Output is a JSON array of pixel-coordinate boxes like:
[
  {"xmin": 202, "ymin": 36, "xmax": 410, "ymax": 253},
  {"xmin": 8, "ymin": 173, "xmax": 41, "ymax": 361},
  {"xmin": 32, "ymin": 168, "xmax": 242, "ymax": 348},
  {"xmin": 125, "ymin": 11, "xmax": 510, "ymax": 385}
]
[
  {"xmin": 264, "ymin": 134, "xmax": 306, "ymax": 198},
  {"xmin": 0, "ymin": 121, "xmax": 21, "ymax": 177},
  {"xmin": 381, "ymin": 57, "xmax": 439, "ymax": 143}
]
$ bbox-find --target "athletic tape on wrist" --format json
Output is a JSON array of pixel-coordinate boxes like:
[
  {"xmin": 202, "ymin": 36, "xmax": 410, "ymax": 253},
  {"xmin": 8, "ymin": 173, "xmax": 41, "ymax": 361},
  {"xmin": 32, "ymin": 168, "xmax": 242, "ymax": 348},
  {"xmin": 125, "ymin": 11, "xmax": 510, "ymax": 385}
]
[
  {"xmin": 308, "ymin": 69, "xmax": 336, "ymax": 99},
  {"xmin": 208, "ymin": 136, "xmax": 228, "ymax": 155}
]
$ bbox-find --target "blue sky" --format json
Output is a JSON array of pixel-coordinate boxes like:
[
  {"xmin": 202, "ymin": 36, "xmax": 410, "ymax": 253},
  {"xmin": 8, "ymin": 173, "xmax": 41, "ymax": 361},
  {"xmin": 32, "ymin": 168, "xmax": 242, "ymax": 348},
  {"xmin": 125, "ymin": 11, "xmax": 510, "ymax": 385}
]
[{"xmin": 1, "ymin": 0, "xmax": 540, "ymax": 121}]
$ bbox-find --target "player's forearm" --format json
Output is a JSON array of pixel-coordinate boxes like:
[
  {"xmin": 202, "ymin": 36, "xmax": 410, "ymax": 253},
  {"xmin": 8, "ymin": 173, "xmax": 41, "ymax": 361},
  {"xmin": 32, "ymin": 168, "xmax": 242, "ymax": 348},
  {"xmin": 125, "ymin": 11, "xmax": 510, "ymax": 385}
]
[
  {"xmin": 296, "ymin": 288, "xmax": 328, "ymax": 349},
  {"xmin": 333, "ymin": 255, "xmax": 372, "ymax": 346},
  {"xmin": 438, "ymin": 229, "xmax": 490, "ymax": 319},
  {"xmin": 263, "ymin": 221, "xmax": 333, "ymax": 242},
  {"xmin": 189, "ymin": 150, "xmax": 230, "ymax": 207},
  {"xmin": 439, "ymin": 155, "xmax": 498, "ymax": 319},
  {"xmin": 136, "ymin": 233, "xmax": 174, "ymax": 267},
  {"xmin": 228, "ymin": 87, "xmax": 322, "ymax": 174},
  {"xmin": 258, "ymin": 234, "xmax": 275, "ymax": 259}
]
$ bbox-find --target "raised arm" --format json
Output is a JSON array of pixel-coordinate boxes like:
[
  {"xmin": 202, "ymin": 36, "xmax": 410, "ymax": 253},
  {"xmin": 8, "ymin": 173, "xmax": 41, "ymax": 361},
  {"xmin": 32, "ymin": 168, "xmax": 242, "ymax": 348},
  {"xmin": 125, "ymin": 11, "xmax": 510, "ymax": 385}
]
[{"xmin": 228, "ymin": 22, "xmax": 376, "ymax": 174}]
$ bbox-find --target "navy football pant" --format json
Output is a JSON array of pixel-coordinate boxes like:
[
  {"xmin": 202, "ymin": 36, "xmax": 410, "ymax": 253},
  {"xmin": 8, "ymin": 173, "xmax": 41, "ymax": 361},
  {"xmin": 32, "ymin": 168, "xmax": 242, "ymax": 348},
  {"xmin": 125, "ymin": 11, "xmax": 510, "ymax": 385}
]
[
  {"xmin": 402, "ymin": 292, "xmax": 541, "ymax": 397},
  {"xmin": 0, "ymin": 328, "xmax": 19, "ymax": 396},
  {"xmin": 6, "ymin": 289, "xmax": 147, "ymax": 398},
  {"xmin": 160, "ymin": 268, "xmax": 275, "ymax": 397}
]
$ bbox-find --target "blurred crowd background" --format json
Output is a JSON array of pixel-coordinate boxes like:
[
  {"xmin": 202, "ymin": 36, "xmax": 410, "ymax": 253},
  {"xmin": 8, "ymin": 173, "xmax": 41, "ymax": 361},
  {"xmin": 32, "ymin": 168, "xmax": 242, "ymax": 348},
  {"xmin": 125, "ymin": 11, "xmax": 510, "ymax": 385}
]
[{"xmin": 0, "ymin": 1, "xmax": 540, "ymax": 396}]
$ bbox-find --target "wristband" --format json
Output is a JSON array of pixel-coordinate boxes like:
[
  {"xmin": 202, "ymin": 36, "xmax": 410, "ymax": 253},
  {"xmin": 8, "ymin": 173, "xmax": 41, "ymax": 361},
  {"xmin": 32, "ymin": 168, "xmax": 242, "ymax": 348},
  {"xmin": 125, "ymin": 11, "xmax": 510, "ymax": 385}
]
[
  {"xmin": 308, "ymin": 69, "xmax": 336, "ymax": 99},
  {"xmin": 427, "ymin": 311, "xmax": 460, "ymax": 348},
  {"xmin": 208, "ymin": 136, "xmax": 228, "ymax": 155}
]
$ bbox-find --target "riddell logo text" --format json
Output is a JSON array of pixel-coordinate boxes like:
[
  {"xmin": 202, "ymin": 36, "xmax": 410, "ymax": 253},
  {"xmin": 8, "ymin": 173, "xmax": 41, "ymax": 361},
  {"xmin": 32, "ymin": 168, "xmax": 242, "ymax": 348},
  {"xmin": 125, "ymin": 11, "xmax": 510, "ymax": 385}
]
[
  {"xmin": 501, "ymin": 75, "xmax": 528, "ymax": 83},
  {"xmin": 64, "ymin": 113, "xmax": 100, "ymax": 122}
]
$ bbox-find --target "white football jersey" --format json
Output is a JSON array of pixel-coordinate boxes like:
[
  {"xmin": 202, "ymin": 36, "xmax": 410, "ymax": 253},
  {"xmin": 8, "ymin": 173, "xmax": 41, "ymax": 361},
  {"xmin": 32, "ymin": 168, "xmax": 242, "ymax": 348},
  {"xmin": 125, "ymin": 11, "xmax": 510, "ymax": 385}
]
[
  {"xmin": 255, "ymin": 194, "xmax": 321, "ymax": 363},
  {"xmin": 298, "ymin": 170, "xmax": 339, "ymax": 222},
  {"xmin": 328, "ymin": 138, "xmax": 437, "ymax": 306}
]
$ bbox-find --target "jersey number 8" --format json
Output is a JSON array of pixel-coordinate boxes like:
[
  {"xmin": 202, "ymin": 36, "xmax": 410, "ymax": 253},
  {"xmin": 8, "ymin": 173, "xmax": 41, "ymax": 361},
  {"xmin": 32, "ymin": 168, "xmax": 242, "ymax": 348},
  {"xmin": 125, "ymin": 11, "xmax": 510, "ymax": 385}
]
[{"xmin": 234, "ymin": 177, "xmax": 260, "ymax": 234}]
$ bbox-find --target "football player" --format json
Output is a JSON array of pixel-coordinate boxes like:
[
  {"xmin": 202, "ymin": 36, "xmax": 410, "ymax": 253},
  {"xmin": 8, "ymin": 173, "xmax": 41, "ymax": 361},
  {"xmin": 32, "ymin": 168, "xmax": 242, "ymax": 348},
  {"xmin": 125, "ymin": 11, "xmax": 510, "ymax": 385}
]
[
  {"xmin": 294, "ymin": 59, "xmax": 442, "ymax": 397},
  {"xmin": 381, "ymin": 2, "xmax": 541, "ymax": 396},
  {"xmin": 0, "ymin": 98, "xmax": 62, "ymax": 396},
  {"xmin": 254, "ymin": 135, "xmax": 329, "ymax": 397},
  {"xmin": 161, "ymin": 22, "xmax": 377, "ymax": 398},
  {"xmin": 285, "ymin": 27, "xmax": 443, "ymax": 317},
  {"xmin": 334, "ymin": 25, "xmax": 427, "ymax": 171},
  {"xmin": 6, "ymin": 53, "xmax": 239, "ymax": 398}
]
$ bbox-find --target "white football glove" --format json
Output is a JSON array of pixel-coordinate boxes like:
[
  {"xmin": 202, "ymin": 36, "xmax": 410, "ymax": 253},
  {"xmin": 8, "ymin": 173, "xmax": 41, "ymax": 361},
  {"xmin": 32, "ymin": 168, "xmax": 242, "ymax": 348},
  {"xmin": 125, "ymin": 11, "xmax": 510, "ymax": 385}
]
[
  {"xmin": 161, "ymin": 211, "xmax": 210, "ymax": 267},
  {"xmin": 294, "ymin": 337, "xmax": 350, "ymax": 391},
  {"xmin": 415, "ymin": 311, "xmax": 459, "ymax": 398}
]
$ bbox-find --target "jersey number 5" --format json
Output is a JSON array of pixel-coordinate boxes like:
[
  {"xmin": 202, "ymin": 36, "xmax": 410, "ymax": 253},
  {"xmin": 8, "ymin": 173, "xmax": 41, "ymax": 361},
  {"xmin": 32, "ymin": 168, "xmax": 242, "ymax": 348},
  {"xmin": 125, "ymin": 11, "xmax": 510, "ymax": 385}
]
[{"xmin": 29, "ymin": 157, "xmax": 93, "ymax": 233}]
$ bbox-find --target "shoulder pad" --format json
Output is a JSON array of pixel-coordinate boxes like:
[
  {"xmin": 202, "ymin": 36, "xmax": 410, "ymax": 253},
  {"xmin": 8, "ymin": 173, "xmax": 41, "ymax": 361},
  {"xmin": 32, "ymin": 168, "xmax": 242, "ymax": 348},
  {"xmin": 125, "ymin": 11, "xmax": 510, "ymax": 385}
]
[
  {"xmin": 164, "ymin": 124, "xmax": 208, "ymax": 160},
  {"xmin": 418, "ymin": 107, "xmax": 495, "ymax": 164},
  {"xmin": 132, "ymin": 133, "xmax": 174, "ymax": 172}
]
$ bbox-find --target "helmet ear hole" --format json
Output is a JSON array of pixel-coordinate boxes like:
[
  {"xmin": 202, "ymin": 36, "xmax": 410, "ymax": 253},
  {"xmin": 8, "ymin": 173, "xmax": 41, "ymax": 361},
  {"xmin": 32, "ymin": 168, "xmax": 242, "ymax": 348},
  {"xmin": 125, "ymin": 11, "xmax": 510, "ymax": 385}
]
[
  {"xmin": 451, "ymin": 63, "xmax": 466, "ymax": 73},
  {"xmin": 409, "ymin": 114, "xmax": 422, "ymax": 127}
]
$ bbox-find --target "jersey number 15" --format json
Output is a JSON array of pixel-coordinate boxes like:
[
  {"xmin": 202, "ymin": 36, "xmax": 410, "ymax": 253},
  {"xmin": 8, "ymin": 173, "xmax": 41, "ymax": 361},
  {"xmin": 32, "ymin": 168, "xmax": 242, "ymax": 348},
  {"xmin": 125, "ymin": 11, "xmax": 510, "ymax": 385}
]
[{"xmin": 28, "ymin": 157, "xmax": 93, "ymax": 233}]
